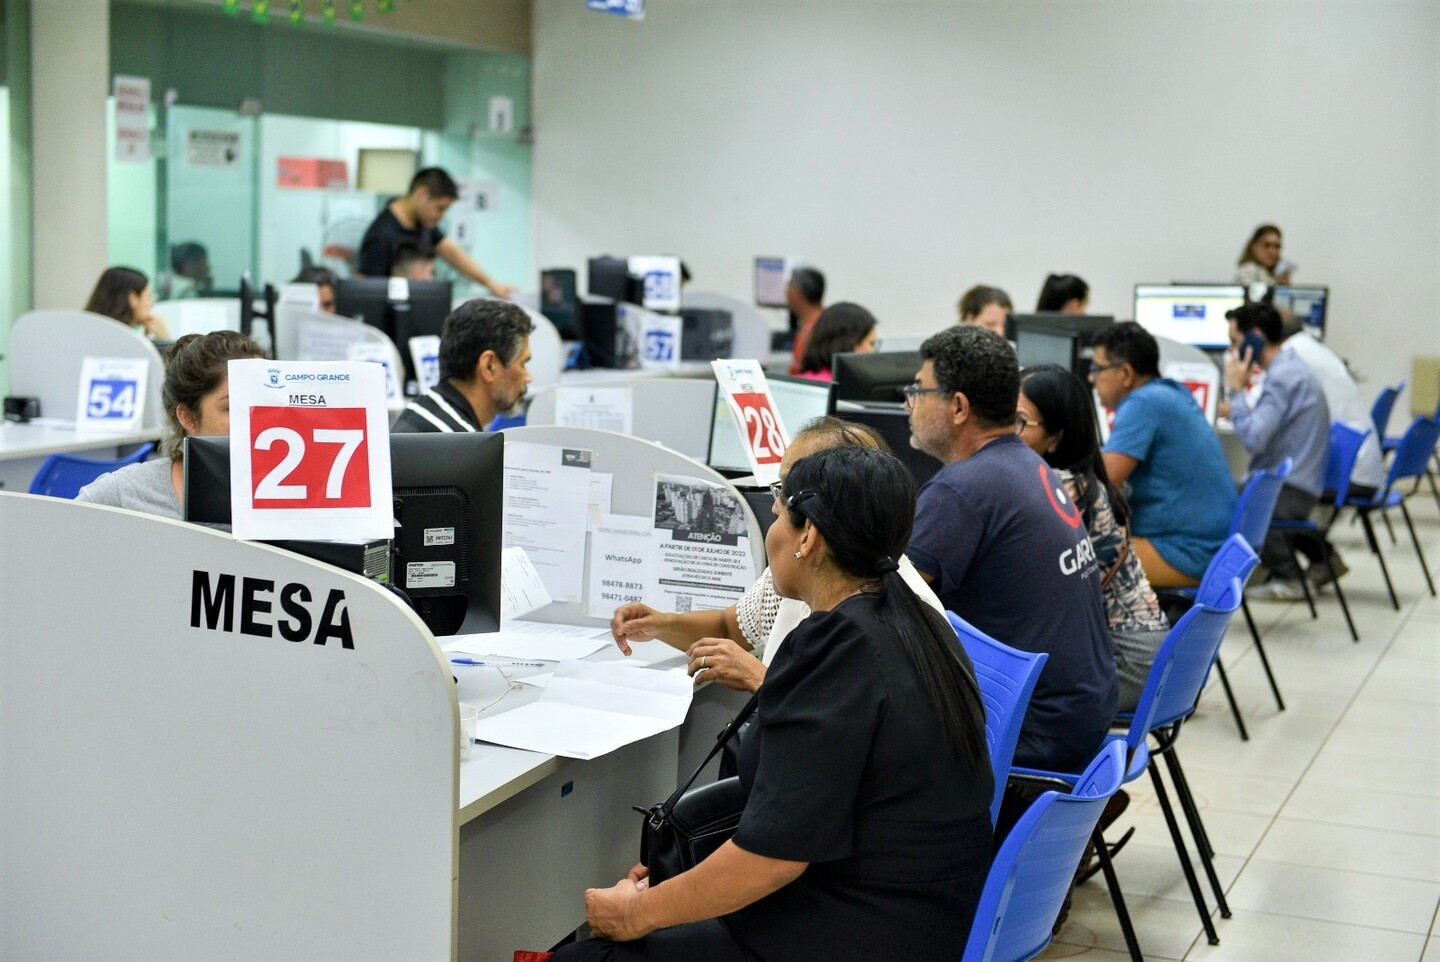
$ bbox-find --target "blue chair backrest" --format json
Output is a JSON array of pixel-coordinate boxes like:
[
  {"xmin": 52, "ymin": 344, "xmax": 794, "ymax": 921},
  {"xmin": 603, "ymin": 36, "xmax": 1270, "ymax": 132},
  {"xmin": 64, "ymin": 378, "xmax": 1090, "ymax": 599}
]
[
  {"xmin": 28, "ymin": 443, "xmax": 156, "ymax": 499},
  {"xmin": 1127, "ymin": 580, "xmax": 1245, "ymax": 739},
  {"xmin": 946, "ymin": 611, "xmax": 1048, "ymax": 827},
  {"xmin": 1231, "ymin": 457, "xmax": 1293, "ymax": 549},
  {"xmin": 962, "ymin": 740, "xmax": 1125, "ymax": 962},
  {"xmin": 1370, "ymin": 383, "xmax": 1404, "ymax": 441},
  {"xmin": 1383, "ymin": 417, "xmax": 1440, "ymax": 490},
  {"xmin": 1193, "ymin": 534, "xmax": 1260, "ymax": 610},
  {"xmin": 1324, "ymin": 422, "xmax": 1369, "ymax": 507},
  {"xmin": 487, "ymin": 414, "xmax": 527, "ymax": 431}
]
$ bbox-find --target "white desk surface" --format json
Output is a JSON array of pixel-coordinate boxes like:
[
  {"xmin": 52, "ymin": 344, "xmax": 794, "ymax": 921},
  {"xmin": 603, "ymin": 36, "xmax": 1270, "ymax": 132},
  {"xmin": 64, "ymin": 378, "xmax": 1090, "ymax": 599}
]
[{"xmin": 0, "ymin": 421, "xmax": 159, "ymax": 461}]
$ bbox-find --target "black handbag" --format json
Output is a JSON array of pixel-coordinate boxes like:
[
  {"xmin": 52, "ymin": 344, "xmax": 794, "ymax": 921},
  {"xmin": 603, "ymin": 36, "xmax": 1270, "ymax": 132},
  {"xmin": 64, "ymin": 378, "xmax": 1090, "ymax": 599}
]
[{"xmin": 638, "ymin": 694, "xmax": 759, "ymax": 885}]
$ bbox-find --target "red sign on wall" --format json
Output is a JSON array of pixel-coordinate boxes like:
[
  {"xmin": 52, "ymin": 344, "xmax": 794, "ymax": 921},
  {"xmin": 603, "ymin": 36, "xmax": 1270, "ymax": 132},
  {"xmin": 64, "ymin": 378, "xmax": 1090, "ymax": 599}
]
[{"xmin": 277, "ymin": 157, "xmax": 349, "ymax": 190}]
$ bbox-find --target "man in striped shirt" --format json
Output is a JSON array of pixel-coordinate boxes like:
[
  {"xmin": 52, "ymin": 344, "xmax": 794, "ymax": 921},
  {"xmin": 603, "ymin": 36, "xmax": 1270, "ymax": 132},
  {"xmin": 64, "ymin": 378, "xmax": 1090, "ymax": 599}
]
[{"xmin": 393, "ymin": 299, "xmax": 534, "ymax": 433}]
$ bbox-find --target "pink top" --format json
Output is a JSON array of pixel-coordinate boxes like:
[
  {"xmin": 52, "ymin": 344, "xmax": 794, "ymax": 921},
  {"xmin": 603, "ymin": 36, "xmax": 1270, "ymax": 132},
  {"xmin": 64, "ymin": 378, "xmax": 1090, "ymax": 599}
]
[{"xmin": 795, "ymin": 369, "xmax": 834, "ymax": 383}]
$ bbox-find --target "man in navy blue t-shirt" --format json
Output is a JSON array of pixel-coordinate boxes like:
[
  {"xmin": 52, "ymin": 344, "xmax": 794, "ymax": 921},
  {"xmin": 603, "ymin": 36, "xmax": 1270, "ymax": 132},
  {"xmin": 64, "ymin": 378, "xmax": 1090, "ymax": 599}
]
[{"xmin": 905, "ymin": 325, "xmax": 1117, "ymax": 776}]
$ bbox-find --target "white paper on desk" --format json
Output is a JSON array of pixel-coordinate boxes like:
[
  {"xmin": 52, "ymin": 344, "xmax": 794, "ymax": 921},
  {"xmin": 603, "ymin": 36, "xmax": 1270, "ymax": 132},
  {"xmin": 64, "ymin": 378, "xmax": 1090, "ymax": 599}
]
[
  {"xmin": 503, "ymin": 442, "xmax": 591, "ymax": 602},
  {"xmin": 555, "ymin": 386, "xmax": 633, "ymax": 434},
  {"xmin": 472, "ymin": 660, "xmax": 694, "ymax": 759},
  {"xmin": 586, "ymin": 513, "xmax": 655, "ymax": 617},
  {"xmin": 500, "ymin": 546, "xmax": 552, "ymax": 621},
  {"xmin": 440, "ymin": 621, "xmax": 611, "ymax": 661}
]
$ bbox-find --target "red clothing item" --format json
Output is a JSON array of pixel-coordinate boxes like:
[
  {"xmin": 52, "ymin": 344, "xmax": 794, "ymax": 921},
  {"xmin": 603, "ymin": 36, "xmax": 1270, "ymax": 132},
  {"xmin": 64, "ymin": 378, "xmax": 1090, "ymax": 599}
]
[{"xmin": 789, "ymin": 314, "xmax": 821, "ymax": 375}]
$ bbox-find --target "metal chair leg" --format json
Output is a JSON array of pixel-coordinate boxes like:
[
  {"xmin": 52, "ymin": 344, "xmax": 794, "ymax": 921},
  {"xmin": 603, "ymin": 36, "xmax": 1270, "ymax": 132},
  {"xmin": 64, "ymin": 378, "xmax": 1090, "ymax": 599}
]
[
  {"xmin": 1401, "ymin": 502, "xmax": 1436, "ymax": 596},
  {"xmin": 1241, "ymin": 599, "xmax": 1286, "ymax": 711},
  {"xmin": 1092, "ymin": 827, "xmax": 1145, "ymax": 962},
  {"xmin": 1359, "ymin": 511, "xmax": 1400, "ymax": 609},
  {"xmin": 1298, "ymin": 563, "xmax": 1319, "ymax": 619},
  {"xmin": 1382, "ymin": 510, "xmax": 1397, "ymax": 544},
  {"xmin": 1148, "ymin": 760, "xmax": 1221, "ymax": 945},
  {"xmin": 1164, "ymin": 749, "xmax": 1232, "ymax": 918},
  {"xmin": 1213, "ymin": 659, "xmax": 1249, "ymax": 741},
  {"xmin": 1332, "ymin": 570, "xmax": 1360, "ymax": 642}
]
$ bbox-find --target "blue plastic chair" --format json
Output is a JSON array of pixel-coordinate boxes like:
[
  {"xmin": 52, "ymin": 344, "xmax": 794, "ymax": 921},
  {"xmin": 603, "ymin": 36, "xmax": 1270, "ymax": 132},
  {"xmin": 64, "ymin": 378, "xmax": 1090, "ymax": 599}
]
[
  {"xmin": 1013, "ymin": 555, "xmax": 1255, "ymax": 957},
  {"xmin": 1372, "ymin": 382, "xmax": 1404, "ymax": 454},
  {"xmin": 487, "ymin": 413, "xmax": 527, "ymax": 431},
  {"xmin": 28, "ymin": 443, "xmax": 156, "ymax": 499},
  {"xmin": 1159, "ymin": 460, "xmax": 1291, "ymax": 740},
  {"xmin": 946, "ymin": 612, "xmax": 1048, "ymax": 827},
  {"xmin": 1341, "ymin": 416, "xmax": 1440, "ymax": 608},
  {"xmin": 1270, "ymin": 422, "xmax": 1366, "ymax": 640},
  {"xmin": 961, "ymin": 741, "xmax": 1125, "ymax": 962}
]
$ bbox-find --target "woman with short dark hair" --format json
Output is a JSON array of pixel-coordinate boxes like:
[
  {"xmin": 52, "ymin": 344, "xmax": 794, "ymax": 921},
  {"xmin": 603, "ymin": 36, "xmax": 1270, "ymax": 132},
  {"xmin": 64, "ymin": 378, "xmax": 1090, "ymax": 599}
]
[{"xmin": 84, "ymin": 266, "xmax": 171, "ymax": 341}]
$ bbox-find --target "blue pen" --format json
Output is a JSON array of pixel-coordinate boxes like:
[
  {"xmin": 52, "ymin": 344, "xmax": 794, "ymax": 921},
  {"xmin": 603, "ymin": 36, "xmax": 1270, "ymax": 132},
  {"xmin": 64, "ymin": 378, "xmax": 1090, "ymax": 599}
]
[{"xmin": 451, "ymin": 658, "xmax": 548, "ymax": 668}]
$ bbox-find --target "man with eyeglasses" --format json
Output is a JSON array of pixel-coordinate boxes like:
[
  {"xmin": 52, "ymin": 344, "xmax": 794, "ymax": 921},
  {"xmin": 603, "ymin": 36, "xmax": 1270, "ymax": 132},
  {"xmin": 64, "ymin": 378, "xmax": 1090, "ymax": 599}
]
[
  {"xmin": 1091, "ymin": 322, "xmax": 1236, "ymax": 588},
  {"xmin": 904, "ymin": 326, "xmax": 1116, "ymax": 826}
]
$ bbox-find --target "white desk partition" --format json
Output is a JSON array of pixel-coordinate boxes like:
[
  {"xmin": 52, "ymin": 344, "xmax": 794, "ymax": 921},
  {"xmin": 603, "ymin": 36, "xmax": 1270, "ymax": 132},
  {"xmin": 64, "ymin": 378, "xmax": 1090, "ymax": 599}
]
[
  {"xmin": 524, "ymin": 377, "xmax": 717, "ymax": 464},
  {"xmin": 0, "ymin": 495, "xmax": 457, "ymax": 961},
  {"xmin": 9, "ymin": 310, "xmax": 166, "ymax": 430},
  {"xmin": 683, "ymin": 288, "xmax": 775, "ymax": 362},
  {"xmin": 152, "ymin": 297, "xmax": 242, "ymax": 339}
]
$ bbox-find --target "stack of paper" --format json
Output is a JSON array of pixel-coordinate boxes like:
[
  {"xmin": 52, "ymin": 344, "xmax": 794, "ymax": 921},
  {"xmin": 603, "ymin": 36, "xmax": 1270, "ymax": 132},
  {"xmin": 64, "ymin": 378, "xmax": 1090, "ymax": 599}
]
[
  {"xmin": 472, "ymin": 660, "xmax": 695, "ymax": 759},
  {"xmin": 439, "ymin": 621, "xmax": 613, "ymax": 662}
]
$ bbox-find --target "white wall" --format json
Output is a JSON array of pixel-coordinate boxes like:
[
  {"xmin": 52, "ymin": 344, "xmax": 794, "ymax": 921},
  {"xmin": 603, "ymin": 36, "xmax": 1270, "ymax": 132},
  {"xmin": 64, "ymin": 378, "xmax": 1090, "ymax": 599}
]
[{"xmin": 533, "ymin": 0, "xmax": 1440, "ymax": 407}]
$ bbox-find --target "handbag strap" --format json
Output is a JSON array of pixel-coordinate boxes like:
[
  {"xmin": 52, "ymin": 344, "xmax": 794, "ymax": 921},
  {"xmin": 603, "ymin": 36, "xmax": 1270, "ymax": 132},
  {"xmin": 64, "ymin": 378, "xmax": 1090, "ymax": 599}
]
[{"xmin": 653, "ymin": 694, "xmax": 759, "ymax": 821}]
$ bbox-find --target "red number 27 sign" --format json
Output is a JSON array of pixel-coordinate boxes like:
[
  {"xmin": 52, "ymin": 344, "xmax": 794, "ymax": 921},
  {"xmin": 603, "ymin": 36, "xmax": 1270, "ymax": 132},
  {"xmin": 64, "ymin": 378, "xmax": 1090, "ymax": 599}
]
[{"xmin": 249, "ymin": 406, "xmax": 371, "ymax": 509}]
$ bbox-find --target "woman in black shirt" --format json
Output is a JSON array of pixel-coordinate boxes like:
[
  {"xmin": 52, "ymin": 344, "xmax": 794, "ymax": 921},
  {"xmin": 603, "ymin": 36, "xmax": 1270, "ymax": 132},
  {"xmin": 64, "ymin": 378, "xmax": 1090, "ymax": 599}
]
[{"xmin": 558, "ymin": 446, "xmax": 993, "ymax": 961}]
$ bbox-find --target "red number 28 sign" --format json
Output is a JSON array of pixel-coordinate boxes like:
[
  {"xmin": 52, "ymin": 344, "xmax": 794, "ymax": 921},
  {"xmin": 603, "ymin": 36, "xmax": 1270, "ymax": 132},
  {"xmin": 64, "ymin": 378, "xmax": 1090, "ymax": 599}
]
[
  {"xmin": 249, "ymin": 406, "xmax": 371, "ymax": 509},
  {"xmin": 731, "ymin": 392, "xmax": 788, "ymax": 466}
]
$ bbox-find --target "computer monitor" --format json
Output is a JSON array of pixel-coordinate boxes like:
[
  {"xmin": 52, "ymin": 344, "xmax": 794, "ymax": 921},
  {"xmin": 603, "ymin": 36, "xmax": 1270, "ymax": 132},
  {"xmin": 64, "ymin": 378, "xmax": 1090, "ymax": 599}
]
[
  {"xmin": 1010, "ymin": 313, "xmax": 1114, "ymax": 379},
  {"xmin": 336, "ymin": 278, "xmax": 453, "ymax": 385},
  {"xmin": 390, "ymin": 281, "xmax": 455, "ymax": 383},
  {"xmin": 539, "ymin": 268, "xmax": 583, "ymax": 340},
  {"xmin": 1271, "ymin": 285, "xmax": 1328, "ymax": 339},
  {"xmin": 183, "ymin": 431, "xmax": 504, "ymax": 637},
  {"xmin": 830, "ymin": 351, "xmax": 922, "ymax": 405},
  {"xmin": 587, "ymin": 256, "xmax": 641, "ymax": 304},
  {"xmin": 708, "ymin": 375, "xmax": 834, "ymax": 474},
  {"xmin": 754, "ymin": 257, "xmax": 790, "ymax": 308},
  {"xmin": 1133, "ymin": 284, "xmax": 1246, "ymax": 350}
]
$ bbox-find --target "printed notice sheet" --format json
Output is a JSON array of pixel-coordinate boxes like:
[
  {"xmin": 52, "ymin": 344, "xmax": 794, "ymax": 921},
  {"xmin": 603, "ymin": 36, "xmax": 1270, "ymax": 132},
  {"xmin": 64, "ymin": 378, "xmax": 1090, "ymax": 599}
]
[
  {"xmin": 649, "ymin": 473, "xmax": 756, "ymax": 613},
  {"xmin": 555, "ymin": 386, "xmax": 634, "ymax": 434},
  {"xmin": 503, "ymin": 443, "xmax": 591, "ymax": 602},
  {"xmin": 586, "ymin": 513, "xmax": 655, "ymax": 617}
]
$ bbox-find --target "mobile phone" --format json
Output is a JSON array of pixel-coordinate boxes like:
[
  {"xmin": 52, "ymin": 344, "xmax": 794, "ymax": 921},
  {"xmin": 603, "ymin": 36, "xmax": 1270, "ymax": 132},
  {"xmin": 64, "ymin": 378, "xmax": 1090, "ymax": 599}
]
[{"xmin": 1239, "ymin": 330, "xmax": 1267, "ymax": 363}]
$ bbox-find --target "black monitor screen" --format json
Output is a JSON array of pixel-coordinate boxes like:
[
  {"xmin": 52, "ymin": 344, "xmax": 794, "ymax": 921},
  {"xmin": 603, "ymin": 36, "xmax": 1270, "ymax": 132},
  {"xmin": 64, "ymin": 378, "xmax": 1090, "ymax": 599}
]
[
  {"xmin": 183, "ymin": 431, "xmax": 504, "ymax": 637},
  {"xmin": 588, "ymin": 256, "xmax": 638, "ymax": 303},
  {"xmin": 835, "ymin": 404, "xmax": 943, "ymax": 488},
  {"xmin": 540, "ymin": 268, "xmax": 583, "ymax": 340},
  {"xmin": 391, "ymin": 281, "xmax": 455, "ymax": 383},
  {"xmin": 334, "ymin": 278, "xmax": 392, "ymax": 334},
  {"xmin": 830, "ymin": 351, "xmax": 922, "ymax": 405},
  {"xmin": 1015, "ymin": 327, "xmax": 1079, "ymax": 372}
]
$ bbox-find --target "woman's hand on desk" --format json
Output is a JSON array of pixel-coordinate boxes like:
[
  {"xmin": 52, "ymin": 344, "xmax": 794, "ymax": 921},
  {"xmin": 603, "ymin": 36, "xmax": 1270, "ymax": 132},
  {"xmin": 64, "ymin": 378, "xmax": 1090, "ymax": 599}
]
[
  {"xmin": 610, "ymin": 603, "xmax": 672, "ymax": 655},
  {"xmin": 687, "ymin": 638, "xmax": 766, "ymax": 693}
]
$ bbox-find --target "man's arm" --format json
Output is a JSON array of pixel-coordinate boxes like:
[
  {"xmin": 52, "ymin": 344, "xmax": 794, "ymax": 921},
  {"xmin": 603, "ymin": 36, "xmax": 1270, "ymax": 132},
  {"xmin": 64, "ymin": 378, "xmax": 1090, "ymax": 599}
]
[
  {"xmin": 1103, "ymin": 451, "xmax": 1139, "ymax": 486},
  {"xmin": 435, "ymin": 236, "xmax": 514, "ymax": 298}
]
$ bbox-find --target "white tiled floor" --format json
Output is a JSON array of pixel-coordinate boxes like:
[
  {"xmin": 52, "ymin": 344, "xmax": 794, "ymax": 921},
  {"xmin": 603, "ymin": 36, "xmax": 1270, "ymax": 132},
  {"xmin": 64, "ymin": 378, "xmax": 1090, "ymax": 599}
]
[{"xmin": 1040, "ymin": 489, "xmax": 1440, "ymax": 961}]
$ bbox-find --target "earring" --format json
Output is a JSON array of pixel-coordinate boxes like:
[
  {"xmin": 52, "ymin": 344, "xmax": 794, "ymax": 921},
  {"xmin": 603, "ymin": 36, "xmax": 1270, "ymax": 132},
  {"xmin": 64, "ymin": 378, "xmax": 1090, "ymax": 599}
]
[{"xmin": 793, "ymin": 551, "xmax": 802, "ymax": 560}]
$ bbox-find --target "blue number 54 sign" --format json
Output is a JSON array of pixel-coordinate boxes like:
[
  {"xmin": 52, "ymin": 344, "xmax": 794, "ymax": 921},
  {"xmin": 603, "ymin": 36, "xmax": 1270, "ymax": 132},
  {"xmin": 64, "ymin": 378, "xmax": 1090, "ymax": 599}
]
[
  {"xmin": 588, "ymin": 0, "xmax": 644, "ymax": 19},
  {"xmin": 76, "ymin": 356, "xmax": 150, "ymax": 434}
]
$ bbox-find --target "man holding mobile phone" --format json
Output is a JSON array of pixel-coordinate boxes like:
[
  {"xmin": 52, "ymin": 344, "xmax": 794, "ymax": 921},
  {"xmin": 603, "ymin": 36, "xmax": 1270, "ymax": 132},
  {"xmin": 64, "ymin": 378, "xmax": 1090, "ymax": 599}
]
[{"xmin": 1219, "ymin": 302, "xmax": 1331, "ymax": 600}]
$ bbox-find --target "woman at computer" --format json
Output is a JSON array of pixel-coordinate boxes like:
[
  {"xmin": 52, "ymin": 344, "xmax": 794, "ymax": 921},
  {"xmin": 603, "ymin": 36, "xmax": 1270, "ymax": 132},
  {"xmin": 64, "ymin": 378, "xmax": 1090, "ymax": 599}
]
[
  {"xmin": 957, "ymin": 284, "xmax": 1013, "ymax": 335},
  {"xmin": 84, "ymin": 266, "xmax": 173, "ymax": 341},
  {"xmin": 562, "ymin": 445, "xmax": 992, "ymax": 961},
  {"xmin": 1235, "ymin": 223, "xmax": 1293, "ymax": 287},
  {"xmin": 793, "ymin": 302, "xmax": 878, "ymax": 382},
  {"xmin": 1036, "ymin": 273, "xmax": 1090, "ymax": 314},
  {"xmin": 610, "ymin": 417, "xmax": 942, "ymax": 693},
  {"xmin": 76, "ymin": 331, "xmax": 267, "ymax": 519},
  {"xmin": 1016, "ymin": 363, "xmax": 1168, "ymax": 712}
]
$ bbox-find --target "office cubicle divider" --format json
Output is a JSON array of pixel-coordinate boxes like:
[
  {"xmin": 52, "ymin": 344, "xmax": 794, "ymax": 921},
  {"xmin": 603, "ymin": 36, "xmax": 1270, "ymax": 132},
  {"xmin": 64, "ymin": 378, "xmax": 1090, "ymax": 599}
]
[
  {"xmin": 9, "ymin": 310, "xmax": 166, "ymax": 430},
  {"xmin": 0, "ymin": 494, "xmax": 457, "ymax": 961}
]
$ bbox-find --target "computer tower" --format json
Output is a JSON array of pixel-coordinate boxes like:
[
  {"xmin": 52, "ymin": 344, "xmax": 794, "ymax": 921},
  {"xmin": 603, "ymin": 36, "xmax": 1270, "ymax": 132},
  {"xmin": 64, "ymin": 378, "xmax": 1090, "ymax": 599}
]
[
  {"xmin": 581, "ymin": 296, "xmax": 631, "ymax": 369},
  {"xmin": 679, "ymin": 308, "xmax": 734, "ymax": 361}
]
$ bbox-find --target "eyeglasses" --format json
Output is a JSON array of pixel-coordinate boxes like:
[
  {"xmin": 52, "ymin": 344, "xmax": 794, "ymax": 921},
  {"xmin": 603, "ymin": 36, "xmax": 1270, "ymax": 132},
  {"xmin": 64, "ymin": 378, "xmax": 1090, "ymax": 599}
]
[
  {"xmin": 1015, "ymin": 414, "xmax": 1043, "ymax": 433},
  {"xmin": 768, "ymin": 481, "xmax": 785, "ymax": 502},
  {"xmin": 1089, "ymin": 361, "xmax": 1124, "ymax": 377},
  {"xmin": 901, "ymin": 383, "xmax": 951, "ymax": 410}
]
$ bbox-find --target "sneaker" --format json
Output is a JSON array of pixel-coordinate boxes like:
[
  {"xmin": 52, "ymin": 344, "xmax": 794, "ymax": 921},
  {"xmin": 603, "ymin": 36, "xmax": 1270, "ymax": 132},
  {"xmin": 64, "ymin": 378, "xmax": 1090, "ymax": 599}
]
[
  {"xmin": 1308, "ymin": 556, "xmax": 1350, "ymax": 588},
  {"xmin": 1246, "ymin": 578, "xmax": 1306, "ymax": 601}
]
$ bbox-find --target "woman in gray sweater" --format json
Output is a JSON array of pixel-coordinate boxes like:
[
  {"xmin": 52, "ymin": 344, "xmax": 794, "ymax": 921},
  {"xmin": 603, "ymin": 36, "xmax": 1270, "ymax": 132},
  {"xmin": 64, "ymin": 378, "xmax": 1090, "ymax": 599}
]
[{"xmin": 77, "ymin": 331, "xmax": 266, "ymax": 518}]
